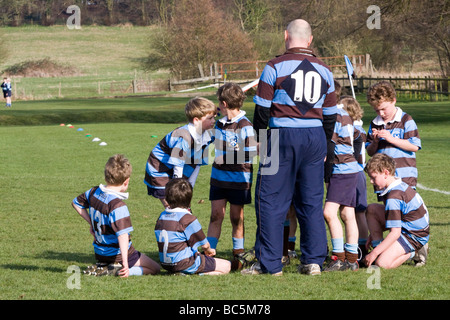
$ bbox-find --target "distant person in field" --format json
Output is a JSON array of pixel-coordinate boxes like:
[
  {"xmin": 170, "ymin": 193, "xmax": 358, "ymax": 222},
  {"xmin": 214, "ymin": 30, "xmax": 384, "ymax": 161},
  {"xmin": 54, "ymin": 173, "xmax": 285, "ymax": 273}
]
[
  {"xmin": 365, "ymin": 80, "xmax": 426, "ymax": 265},
  {"xmin": 206, "ymin": 82, "xmax": 257, "ymax": 270},
  {"xmin": 364, "ymin": 153, "xmax": 429, "ymax": 269},
  {"xmin": 72, "ymin": 154, "xmax": 160, "ymax": 277},
  {"xmin": 144, "ymin": 97, "xmax": 216, "ymax": 209},
  {"xmin": 154, "ymin": 178, "xmax": 232, "ymax": 275},
  {"xmin": 1, "ymin": 77, "xmax": 12, "ymax": 108}
]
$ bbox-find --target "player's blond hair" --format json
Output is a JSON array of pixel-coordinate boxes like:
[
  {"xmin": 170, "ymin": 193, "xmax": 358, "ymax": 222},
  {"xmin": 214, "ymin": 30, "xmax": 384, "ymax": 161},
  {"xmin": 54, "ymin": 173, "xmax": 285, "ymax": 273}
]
[
  {"xmin": 104, "ymin": 154, "xmax": 132, "ymax": 186},
  {"xmin": 367, "ymin": 81, "xmax": 396, "ymax": 107},
  {"xmin": 339, "ymin": 95, "xmax": 363, "ymax": 121},
  {"xmin": 185, "ymin": 97, "xmax": 216, "ymax": 122},
  {"xmin": 365, "ymin": 153, "xmax": 396, "ymax": 176}
]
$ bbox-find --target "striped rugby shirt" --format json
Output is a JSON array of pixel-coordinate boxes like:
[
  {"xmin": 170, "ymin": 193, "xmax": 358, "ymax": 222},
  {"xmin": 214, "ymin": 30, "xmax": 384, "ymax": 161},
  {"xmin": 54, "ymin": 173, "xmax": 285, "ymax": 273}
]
[
  {"xmin": 144, "ymin": 124, "xmax": 212, "ymax": 190},
  {"xmin": 253, "ymin": 47, "xmax": 337, "ymax": 129},
  {"xmin": 381, "ymin": 178, "xmax": 429, "ymax": 251},
  {"xmin": 211, "ymin": 111, "xmax": 257, "ymax": 190},
  {"xmin": 366, "ymin": 107, "xmax": 421, "ymax": 187},
  {"xmin": 353, "ymin": 120, "xmax": 367, "ymax": 171},
  {"xmin": 331, "ymin": 105, "xmax": 360, "ymax": 174},
  {"xmin": 73, "ymin": 185, "xmax": 135, "ymax": 261},
  {"xmin": 154, "ymin": 208, "xmax": 209, "ymax": 274}
]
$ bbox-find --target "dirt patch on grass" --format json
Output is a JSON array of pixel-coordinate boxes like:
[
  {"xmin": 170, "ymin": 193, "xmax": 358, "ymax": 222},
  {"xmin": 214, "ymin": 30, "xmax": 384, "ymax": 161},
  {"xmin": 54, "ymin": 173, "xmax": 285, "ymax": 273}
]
[{"xmin": 2, "ymin": 58, "xmax": 81, "ymax": 77}]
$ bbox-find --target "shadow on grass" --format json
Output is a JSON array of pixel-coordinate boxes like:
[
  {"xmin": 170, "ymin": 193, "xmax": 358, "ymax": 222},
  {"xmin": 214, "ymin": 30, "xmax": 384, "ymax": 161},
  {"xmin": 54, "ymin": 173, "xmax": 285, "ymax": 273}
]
[
  {"xmin": 1, "ymin": 264, "xmax": 63, "ymax": 273},
  {"xmin": 0, "ymin": 251, "xmax": 94, "ymax": 273}
]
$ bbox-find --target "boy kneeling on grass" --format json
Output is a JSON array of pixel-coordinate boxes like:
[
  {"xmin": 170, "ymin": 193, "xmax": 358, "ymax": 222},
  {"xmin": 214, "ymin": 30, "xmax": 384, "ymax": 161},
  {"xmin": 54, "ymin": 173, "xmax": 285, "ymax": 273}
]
[
  {"xmin": 364, "ymin": 153, "xmax": 429, "ymax": 269},
  {"xmin": 72, "ymin": 154, "xmax": 160, "ymax": 277}
]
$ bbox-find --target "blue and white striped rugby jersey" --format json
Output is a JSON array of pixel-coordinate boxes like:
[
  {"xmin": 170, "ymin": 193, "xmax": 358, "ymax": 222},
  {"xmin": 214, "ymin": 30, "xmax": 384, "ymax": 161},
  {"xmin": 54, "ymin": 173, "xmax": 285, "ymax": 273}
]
[
  {"xmin": 381, "ymin": 179, "xmax": 429, "ymax": 250},
  {"xmin": 331, "ymin": 105, "xmax": 360, "ymax": 175},
  {"xmin": 253, "ymin": 47, "xmax": 337, "ymax": 129},
  {"xmin": 144, "ymin": 124, "xmax": 213, "ymax": 190},
  {"xmin": 366, "ymin": 107, "xmax": 421, "ymax": 187},
  {"xmin": 73, "ymin": 185, "xmax": 134, "ymax": 259},
  {"xmin": 154, "ymin": 208, "xmax": 209, "ymax": 274},
  {"xmin": 211, "ymin": 111, "xmax": 257, "ymax": 190},
  {"xmin": 353, "ymin": 120, "xmax": 367, "ymax": 171}
]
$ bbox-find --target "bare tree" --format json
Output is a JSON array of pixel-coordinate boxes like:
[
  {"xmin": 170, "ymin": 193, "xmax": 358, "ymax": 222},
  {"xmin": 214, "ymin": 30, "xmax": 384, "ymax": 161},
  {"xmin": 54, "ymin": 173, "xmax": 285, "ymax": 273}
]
[{"xmin": 144, "ymin": 0, "xmax": 257, "ymax": 79}]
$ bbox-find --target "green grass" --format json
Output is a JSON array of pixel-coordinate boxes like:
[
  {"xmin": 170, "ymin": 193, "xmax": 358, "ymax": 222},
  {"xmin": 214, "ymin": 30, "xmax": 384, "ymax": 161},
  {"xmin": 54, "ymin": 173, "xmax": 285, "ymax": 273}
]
[
  {"xmin": 1, "ymin": 25, "xmax": 168, "ymax": 99},
  {"xmin": 3, "ymin": 25, "xmax": 151, "ymax": 76},
  {"xmin": 0, "ymin": 96, "xmax": 448, "ymax": 301}
]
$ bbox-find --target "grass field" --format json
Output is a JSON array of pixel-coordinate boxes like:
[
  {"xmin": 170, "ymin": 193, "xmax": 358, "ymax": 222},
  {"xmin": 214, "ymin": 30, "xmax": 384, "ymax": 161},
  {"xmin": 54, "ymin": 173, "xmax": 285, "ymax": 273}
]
[
  {"xmin": 2, "ymin": 25, "xmax": 166, "ymax": 100},
  {"xmin": 0, "ymin": 95, "xmax": 449, "ymax": 303}
]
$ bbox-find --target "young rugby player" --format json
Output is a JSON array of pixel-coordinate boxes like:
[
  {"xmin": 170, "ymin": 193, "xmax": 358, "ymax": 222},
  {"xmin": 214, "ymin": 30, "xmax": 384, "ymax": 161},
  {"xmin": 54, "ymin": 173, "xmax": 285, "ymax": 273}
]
[
  {"xmin": 72, "ymin": 154, "xmax": 160, "ymax": 277},
  {"xmin": 206, "ymin": 83, "xmax": 257, "ymax": 269},
  {"xmin": 364, "ymin": 153, "xmax": 429, "ymax": 269},
  {"xmin": 155, "ymin": 178, "xmax": 231, "ymax": 275},
  {"xmin": 323, "ymin": 96, "xmax": 364, "ymax": 271},
  {"xmin": 365, "ymin": 81, "xmax": 426, "ymax": 265},
  {"xmin": 144, "ymin": 97, "xmax": 216, "ymax": 209}
]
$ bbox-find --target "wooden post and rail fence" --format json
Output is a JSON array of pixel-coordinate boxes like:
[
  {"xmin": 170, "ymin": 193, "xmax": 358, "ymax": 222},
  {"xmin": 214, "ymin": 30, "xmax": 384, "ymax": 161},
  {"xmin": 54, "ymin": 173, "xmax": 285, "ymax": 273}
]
[
  {"xmin": 169, "ymin": 54, "xmax": 448, "ymax": 101},
  {"xmin": 9, "ymin": 55, "xmax": 449, "ymax": 100}
]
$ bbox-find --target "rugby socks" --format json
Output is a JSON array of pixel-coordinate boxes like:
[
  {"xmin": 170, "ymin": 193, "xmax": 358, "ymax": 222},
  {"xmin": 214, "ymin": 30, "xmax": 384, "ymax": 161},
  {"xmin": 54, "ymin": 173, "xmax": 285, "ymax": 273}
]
[
  {"xmin": 231, "ymin": 238, "xmax": 245, "ymax": 271},
  {"xmin": 344, "ymin": 243, "xmax": 359, "ymax": 263},
  {"xmin": 331, "ymin": 238, "xmax": 345, "ymax": 261},
  {"xmin": 358, "ymin": 238, "xmax": 368, "ymax": 259},
  {"xmin": 232, "ymin": 237, "xmax": 244, "ymax": 251},
  {"xmin": 207, "ymin": 237, "xmax": 219, "ymax": 250},
  {"xmin": 288, "ymin": 236, "xmax": 296, "ymax": 251}
]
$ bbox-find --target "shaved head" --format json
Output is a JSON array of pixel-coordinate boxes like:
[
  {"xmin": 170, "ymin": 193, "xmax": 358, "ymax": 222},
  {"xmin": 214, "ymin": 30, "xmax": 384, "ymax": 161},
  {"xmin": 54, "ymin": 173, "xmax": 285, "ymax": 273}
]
[
  {"xmin": 287, "ymin": 19, "xmax": 312, "ymax": 41},
  {"xmin": 285, "ymin": 19, "xmax": 313, "ymax": 49}
]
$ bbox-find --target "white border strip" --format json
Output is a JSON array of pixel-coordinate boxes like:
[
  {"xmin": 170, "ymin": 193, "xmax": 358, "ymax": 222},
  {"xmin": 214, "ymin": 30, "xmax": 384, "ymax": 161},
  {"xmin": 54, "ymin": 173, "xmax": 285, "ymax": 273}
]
[{"xmin": 417, "ymin": 183, "xmax": 450, "ymax": 195}]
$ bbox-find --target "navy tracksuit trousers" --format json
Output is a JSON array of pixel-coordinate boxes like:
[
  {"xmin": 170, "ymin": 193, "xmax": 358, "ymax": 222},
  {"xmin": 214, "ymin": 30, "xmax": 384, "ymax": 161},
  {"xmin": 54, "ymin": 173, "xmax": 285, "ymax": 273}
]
[{"xmin": 254, "ymin": 127, "xmax": 328, "ymax": 274}]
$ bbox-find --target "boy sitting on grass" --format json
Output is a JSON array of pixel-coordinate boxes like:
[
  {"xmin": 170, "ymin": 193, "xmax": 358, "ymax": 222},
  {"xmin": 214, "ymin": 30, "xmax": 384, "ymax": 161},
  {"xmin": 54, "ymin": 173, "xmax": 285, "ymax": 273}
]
[
  {"xmin": 154, "ymin": 178, "xmax": 232, "ymax": 275},
  {"xmin": 72, "ymin": 154, "xmax": 160, "ymax": 277},
  {"xmin": 364, "ymin": 153, "xmax": 429, "ymax": 269}
]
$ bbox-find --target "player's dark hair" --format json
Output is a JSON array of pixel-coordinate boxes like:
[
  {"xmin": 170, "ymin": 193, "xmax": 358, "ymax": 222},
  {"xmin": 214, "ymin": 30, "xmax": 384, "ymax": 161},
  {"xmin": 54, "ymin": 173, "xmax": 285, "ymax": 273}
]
[
  {"xmin": 217, "ymin": 82, "xmax": 246, "ymax": 110},
  {"xmin": 165, "ymin": 178, "xmax": 193, "ymax": 209}
]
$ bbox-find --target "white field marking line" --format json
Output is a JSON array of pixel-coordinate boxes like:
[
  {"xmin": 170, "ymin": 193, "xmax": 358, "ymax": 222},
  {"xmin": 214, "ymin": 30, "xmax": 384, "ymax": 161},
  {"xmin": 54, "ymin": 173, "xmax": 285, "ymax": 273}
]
[
  {"xmin": 242, "ymin": 79, "xmax": 259, "ymax": 92},
  {"xmin": 416, "ymin": 183, "xmax": 450, "ymax": 195}
]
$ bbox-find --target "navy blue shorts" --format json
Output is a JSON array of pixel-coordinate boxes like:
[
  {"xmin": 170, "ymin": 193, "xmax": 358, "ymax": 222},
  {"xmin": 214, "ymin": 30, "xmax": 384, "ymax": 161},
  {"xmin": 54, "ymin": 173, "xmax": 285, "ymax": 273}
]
[
  {"xmin": 127, "ymin": 250, "xmax": 142, "ymax": 268},
  {"xmin": 201, "ymin": 255, "xmax": 217, "ymax": 273},
  {"xmin": 326, "ymin": 173, "xmax": 358, "ymax": 207},
  {"xmin": 3, "ymin": 90, "xmax": 11, "ymax": 98},
  {"xmin": 96, "ymin": 249, "xmax": 141, "ymax": 267},
  {"xmin": 355, "ymin": 171, "xmax": 368, "ymax": 212},
  {"xmin": 147, "ymin": 186, "xmax": 165, "ymax": 199},
  {"xmin": 209, "ymin": 184, "xmax": 251, "ymax": 205},
  {"xmin": 397, "ymin": 234, "xmax": 416, "ymax": 259}
]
